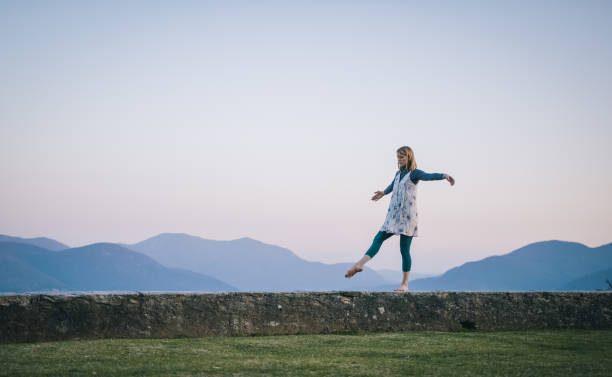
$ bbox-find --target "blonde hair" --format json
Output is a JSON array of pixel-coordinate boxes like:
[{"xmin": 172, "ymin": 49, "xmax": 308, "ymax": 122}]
[{"xmin": 397, "ymin": 146, "xmax": 417, "ymax": 171}]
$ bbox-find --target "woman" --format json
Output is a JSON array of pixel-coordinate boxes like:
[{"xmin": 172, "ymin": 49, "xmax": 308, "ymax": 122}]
[{"xmin": 345, "ymin": 146, "xmax": 455, "ymax": 292}]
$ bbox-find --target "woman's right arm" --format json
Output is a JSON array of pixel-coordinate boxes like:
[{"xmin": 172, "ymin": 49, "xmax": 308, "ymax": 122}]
[
  {"xmin": 383, "ymin": 181, "xmax": 394, "ymax": 195},
  {"xmin": 372, "ymin": 178, "xmax": 395, "ymax": 201},
  {"xmin": 383, "ymin": 172, "xmax": 398, "ymax": 195},
  {"xmin": 372, "ymin": 174, "xmax": 396, "ymax": 201}
]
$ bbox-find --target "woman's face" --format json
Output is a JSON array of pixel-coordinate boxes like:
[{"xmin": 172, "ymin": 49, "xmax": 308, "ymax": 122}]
[{"xmin": 397, "ymin": 153, "xmax": 407, "ymax": 169}]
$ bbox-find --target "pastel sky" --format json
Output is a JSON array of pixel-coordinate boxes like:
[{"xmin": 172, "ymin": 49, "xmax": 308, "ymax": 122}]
[{"xmin": 1, "ymin": 1, "xmax": 611, "ymax": 274}]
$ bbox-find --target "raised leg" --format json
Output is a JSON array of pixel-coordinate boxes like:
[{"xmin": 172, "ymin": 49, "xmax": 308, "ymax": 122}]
[{"xmin": 345, "ymin": 231, "xmax": 394, "ymax": 278}]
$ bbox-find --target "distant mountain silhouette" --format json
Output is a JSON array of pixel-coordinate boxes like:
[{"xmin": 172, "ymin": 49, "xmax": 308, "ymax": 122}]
[
  {"xmin": 0, "ymin": 241, "xmax": 236, "ymax": 293},
  {"xmin": 562, "ymin": 267, "xmax": 612, "ymax": 291},
  {"xmin": 375, "ymin": 269, "xmax": 439, "ymax": 284},
  {"xmin": 0, "ymin": 234, "xmax": 69, "ymax": 251},
  {"xmin": 0, "ymin": 243, "xmax": 71, "ymax": 292},
  {"xmin": 408, "ymin": 240, "xmax": 612, "ymax": 291},
  {"xmin": 4, "ymin": 232, "xmax": 610, "ymax": 293},
  {"xmin": 124, "ymin": 233, "xmax": 388, "ymax": 292}
]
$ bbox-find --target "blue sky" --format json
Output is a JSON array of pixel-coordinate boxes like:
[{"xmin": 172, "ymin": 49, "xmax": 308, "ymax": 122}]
[{"xmin": 1, "ymin": 1, "xmax": 611, "ymax": 273}]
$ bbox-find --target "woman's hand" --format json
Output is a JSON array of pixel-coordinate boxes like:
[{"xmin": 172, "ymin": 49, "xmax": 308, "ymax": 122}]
[
  {"xmin": 444, "ymin": 174, "xmax": 455, "ymax": 186},
  {"xmin": 371, "ymin": 191, "xmax": 385, "ymax": 201}
]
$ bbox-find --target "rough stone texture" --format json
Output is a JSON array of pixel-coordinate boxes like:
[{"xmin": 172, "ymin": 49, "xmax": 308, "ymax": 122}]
[{"xmin": 1, "ymin": 292, "xmax": 611, "ymax": 343}]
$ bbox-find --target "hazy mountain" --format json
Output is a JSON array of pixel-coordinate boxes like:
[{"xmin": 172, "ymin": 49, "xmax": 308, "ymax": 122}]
[
  {"xmin": 562, "ymin": 267, "xmax": 612, "ymax": 291},
  {"xmin": 0, "ymin": 234, "xmax": 69, "ymax": 251},
  {"xmin": 0, "ymin": 241, "xmax": 236, "ymax": 293},
  {"xmin": 408, "ymin": 240, "xmax": 612, "ymax": 291},
  {"xmin": 125, "ymin": 233, "xmax": 388, "ymax": 292},
  {"xmin": 0, "ymin": 243, "xmax": 71, "ymax": 292},
  {"xmin": 5, "ymin": 232, "xmax": 610, "ymax": 293},
  {"xmin": 375, "ymin": 269, "xmax": 440, "ymax": 284}
]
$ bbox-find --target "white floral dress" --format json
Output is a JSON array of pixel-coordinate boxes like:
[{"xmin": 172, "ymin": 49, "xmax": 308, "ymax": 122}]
[{"xmin": 380, "ymin": 170, "xmax": 418, "ymax": 236}]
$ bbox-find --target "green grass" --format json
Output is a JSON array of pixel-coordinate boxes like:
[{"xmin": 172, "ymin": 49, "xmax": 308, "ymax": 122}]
[{"xmin": 1, "ymin": 330, "xmax": 611, "ymax": 376}]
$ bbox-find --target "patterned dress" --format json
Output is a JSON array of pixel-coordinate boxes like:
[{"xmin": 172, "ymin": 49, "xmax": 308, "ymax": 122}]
[{"xmin": 380, "ymin": 170, "xmax": 419, "ymax": 236}]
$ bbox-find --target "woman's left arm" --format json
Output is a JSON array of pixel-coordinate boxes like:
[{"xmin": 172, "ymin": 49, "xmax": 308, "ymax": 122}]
[{"xmin": 412, "ymin": 169, "xmax": 455, "ymax": 185}]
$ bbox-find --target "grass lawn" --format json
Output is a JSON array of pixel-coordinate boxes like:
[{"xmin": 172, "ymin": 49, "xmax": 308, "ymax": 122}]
[{"xmin": 1, "ymin": 329, "xmax": 611, "ymax": 376}]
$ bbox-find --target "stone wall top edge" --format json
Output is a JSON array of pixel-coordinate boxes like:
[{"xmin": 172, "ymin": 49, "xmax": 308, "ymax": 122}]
[{"xmin": 1, "ymin": 290, "xmax": 611, "ymax": 300}]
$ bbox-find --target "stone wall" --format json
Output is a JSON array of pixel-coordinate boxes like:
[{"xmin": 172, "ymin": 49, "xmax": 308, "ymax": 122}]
[{"xmin": 1, "ymin": 292, "xmax": 611, "ymax": 343}]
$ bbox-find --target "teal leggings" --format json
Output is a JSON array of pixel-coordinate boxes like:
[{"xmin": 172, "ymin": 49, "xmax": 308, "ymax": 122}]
[{"xmin": 365, "ymin": 231, "xmax": 413, "ymax": 272}]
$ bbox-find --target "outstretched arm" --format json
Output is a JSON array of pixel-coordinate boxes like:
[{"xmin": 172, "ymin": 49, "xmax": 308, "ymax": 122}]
[
  {"xmin": 383, "ymin": 181, "xmax": 394, "ymax": 195},
  {"xmin": 372, "ymin": 174, "xmax": 397, "ymax": 201},
  {"xmin": 412, "ymin": 169, "xmax": 455, "ymax": 185}
]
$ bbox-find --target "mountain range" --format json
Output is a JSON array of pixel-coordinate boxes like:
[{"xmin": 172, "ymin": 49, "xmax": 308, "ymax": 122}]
[
  {"xmin": 405, "ymin": 240, "xmax": 612, "ymax": 291},
  {"xmin": 1, "ymin": 233, "xmax": 611, "ymax": 293},
  {"xmin": 123, "ymin": 233, "xmax": 387, "ymax": 292},
  {"xmin": 0, "ymin": 240, "xmax": 235, "ymax": 293}
]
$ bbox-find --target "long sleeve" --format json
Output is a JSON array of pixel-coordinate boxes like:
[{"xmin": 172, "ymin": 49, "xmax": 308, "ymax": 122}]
[
  {"xmin": 383, "ymin": 172, "xmax": 398, "ymax": 195},
  {"xmin": 410, "ymin": 169, "xmax": 445, "ymax": 185}
]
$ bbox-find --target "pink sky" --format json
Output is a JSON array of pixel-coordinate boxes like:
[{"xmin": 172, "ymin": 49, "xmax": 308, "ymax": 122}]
[{"xmin": 1, "ymin": 1, "xmax": 611, "ymax": 273}]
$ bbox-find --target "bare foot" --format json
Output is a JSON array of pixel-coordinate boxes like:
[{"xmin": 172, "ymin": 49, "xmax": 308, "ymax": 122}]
[
  {"xmin": 393, "ymin": 285, "xmax": 409, "ymax": 292},
  {"xmin": 345, "ymin": 264, "xmax": 363, "ymax": 278}
]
